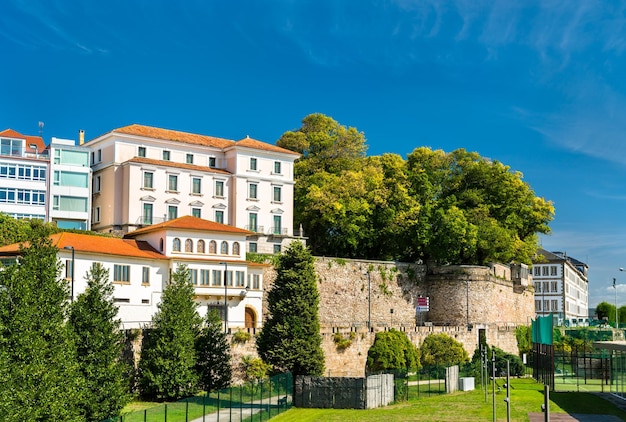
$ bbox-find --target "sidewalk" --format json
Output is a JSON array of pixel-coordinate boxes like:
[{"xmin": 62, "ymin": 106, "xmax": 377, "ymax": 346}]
[{"xmin": 189, "ymin": 395, "xmax": 291, "ymax": 422}]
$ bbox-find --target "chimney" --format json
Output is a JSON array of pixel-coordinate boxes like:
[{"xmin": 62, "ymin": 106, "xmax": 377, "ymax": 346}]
[{"xmin": 79, "ymin": 130, "xmax": 85, "ymax": 145}]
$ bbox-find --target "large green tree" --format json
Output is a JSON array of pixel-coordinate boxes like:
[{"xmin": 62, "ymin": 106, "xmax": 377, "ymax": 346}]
[
  {"xmin": 0, "ymin": 237, "xmax": 83, "ymax": 421},
  {"xmin": 69, "ymin": 262, "xmax": 131, "ymax": 421},
  {"xmin": 195, "ymin": 308, "xmax": 232, "ymax": 392},
  {"xmin": 256, "ymin": 241, "xmax": 325, "ymax": 377},
  {"xmin": 0, "ymin": 213, "xmax": 58, "ymax": 247},
  {"xmin": 138, "ymin": 265, "xmax": 202, "ymax": 400},
  {"xmin": 366, "ymin": 329, "xmax": 421, "ymax": 372},
  {"xmin": 278, "ymin": 114, "xmax": 554, "ymax": 265}
]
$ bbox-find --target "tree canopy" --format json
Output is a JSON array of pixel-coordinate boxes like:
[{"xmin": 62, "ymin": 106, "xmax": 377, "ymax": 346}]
[
  {"xmin": 366, "ymin": 329, "xmax": 420, "ymax": 372},
  {"xmin": 278, "ymin": 114, "xmax": 554, "ymax": 265},
  {"xmin": 420, "ymin": 333, "xmax": 469, "ymax": 367},
  {"xmin": 195, "ymin": 308, "xmax": 232, "ymax": 392}
]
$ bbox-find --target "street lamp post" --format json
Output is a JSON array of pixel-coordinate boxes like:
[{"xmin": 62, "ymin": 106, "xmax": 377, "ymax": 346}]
[
  {"xmin": 220, "ymin": 262, "xmax": 228, "ymax": 333},
  {"xmin": 365, "ymin": 271, "xmax": 371, "ymax": 331},
  {"xmin": 64, "ymin": 246, "xmax": 75, "ymax": 301}
]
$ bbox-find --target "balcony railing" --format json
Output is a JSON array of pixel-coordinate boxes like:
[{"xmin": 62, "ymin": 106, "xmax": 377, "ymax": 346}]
[
  {"xmin": 269, "ymin": 227, "xmax": 288, "ymax": 236},
  {"xmin": 244, "ymin": 225, "xmax": 264, "ymax": 234},
  {"xmin": 135, "ymin": 215, "xmax": 167, "ymax": 226}
]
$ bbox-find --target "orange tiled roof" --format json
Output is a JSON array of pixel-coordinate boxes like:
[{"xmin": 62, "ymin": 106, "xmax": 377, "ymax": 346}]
[
  {"xmin": 125, "ymin": 215, "xmax": 253, "ymax": 238},
  {"xmin": 0, "ymin": 232, "xmax": 166, "ymax": 260},
  {"xmin": 112, "ymin": 124, "xmax": 235, "ymax": 149},
  {"xmin": 233, "ymin": 136, "xmax": 300, "ymax": 156},
  {"xmin": 126, "ymin": 157, "xmax": 232, "ymax": 175},
  {"xmin": 0, "ymin": 128, "xmax": 46, "ymax": 152}
]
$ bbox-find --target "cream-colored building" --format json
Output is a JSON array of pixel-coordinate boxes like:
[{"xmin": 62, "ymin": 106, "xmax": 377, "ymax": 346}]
[
  {"xmin": 0, "ymin": 216, "xmax": 267, "ymax": 330},
  {"xmin": 87, "ymin": 124, "xmax": 301, "ymax": 253}
]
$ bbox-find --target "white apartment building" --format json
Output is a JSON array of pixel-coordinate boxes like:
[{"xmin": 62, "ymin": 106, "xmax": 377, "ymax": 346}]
[
  {"xmin": 86, "ymin": 124, "xmax": 301, "ymax": 253},
  {"xmin": 0, "ymin": 129, "xmax": 49, "ymax": 220},
  {"xmin": 46, "ymin": 136, "xmax": 92, "ymax": 230},
  {"xmin": 533, "ymin": 249, "xmax": 589, "ymax": 325},
  {"xmin": 0, "ymin": 215, "xmax": 267, "ymax": 330}
]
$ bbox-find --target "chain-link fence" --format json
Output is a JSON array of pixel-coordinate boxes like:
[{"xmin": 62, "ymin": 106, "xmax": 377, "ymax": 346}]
[{"xmin": 102, "ymin": 372, "xmax": 292, "ymax": 422}]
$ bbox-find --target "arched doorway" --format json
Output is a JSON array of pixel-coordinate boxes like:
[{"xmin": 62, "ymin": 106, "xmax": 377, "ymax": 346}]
[{"xmin": 245, "ymin": 307, "xmax": 256, "ymax": 328}]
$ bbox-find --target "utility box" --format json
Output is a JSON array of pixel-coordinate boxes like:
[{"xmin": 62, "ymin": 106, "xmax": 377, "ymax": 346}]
[{"xmin": 459, "ymin": 377, "xmax": 475, "ymax": 391}]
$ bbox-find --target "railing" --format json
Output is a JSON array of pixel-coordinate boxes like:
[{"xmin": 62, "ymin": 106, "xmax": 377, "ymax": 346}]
[
  {"xmin": 268, "ymin": 227, "xmax": 288, "ymax": 236},
  {"xmin": 244, "ymin": 225, "xmax": 264, "ymax": 233}
]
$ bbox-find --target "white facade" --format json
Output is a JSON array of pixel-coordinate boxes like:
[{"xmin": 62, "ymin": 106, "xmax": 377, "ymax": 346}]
[
  {"xmin": 0, "ymin": 129, "xmax": 49, "ymax": 220},
  {"xmin": 0, "ymin": 216, "xmax": 267, "ymax": 330},
  {"xmin": 533, "ymin": 249, "xmax": 589, "ymax": 325},
  {"xmin": 87, "ymin": 124, "xmax": 301, "ymax": 253}
]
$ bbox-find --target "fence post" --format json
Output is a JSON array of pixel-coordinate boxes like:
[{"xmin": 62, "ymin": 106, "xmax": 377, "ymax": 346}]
[
  {"xmin": 164, "ymin": 404, "xmax": 168, "ymax": 422},
  {"xmin": 203, "ymin": 393, "xmax": 206, "ymax": 422},
  {"xmin": 185, "ymin": 401, "xmax": 189, "ymax": 422},
  {"xmin": 240, "ymin": 384, "xmax": 243, "ymax": 422},
  {"xmin": 230, "ymin": 386, "xmax": 233, "ymax": 421},
  {"xmin": 217, "ymin": 390, "xmax": 220, "ymax": 422}
]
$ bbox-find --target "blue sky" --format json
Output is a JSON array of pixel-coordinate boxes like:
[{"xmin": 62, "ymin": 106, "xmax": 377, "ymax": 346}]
[{"xmin": 2, "ymin": 1, "xmax": 626, "ymax": 310}]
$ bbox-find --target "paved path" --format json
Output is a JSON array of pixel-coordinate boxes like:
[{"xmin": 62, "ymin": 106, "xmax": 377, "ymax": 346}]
[{"xmin": 189, "ymin": 395, "xmax": 290, "ymax": 422}]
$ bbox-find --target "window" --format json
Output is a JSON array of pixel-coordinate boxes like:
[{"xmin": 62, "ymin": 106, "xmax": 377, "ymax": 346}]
[
  {"xmin": 233, "ymin": 242, "xmax": 240, "ymax": 255},
  {"xmin": 542, "ymin": 267, "xmax": 549, "ymax": 276},
  {"xmin": 163, "ymin": 150, "xmax": 171, "ymax": 161},
  {"xmin": 53, "ymin": 196, "xmax": 88, "ymax": 212},
  {"xmin": 114, "ymin": 265, "xmax": 130, "ymax": 283},
  {"xmin": 168, "ymin": 174, "xmax": 178, "ymax": 192},
  {"xmin": 249, "ymin": 213, "xmax": 257, "ymax": 232},
  {"xmin": 142, "ymin": 267, "xmax": 150, "ymax": 285},
  {"xmin": 54, "ymin": 171, "xmax": 88, "ymax": 187},
  {"xmin": 249, "ymin": 242, "xmax": 257, "ymax": 253},
  {"xmin": 192, "ymin": 177, "xmax": 201, "ymax": 194},
  {"xmin": 138, "ymin": 146, "xmax": 146, "ymax": 157},
  {"xmin": 209, "ymin": 157, "xmax": 216, "ymax": 167},
  {"xmin": 186, "ymin": 153, "xmax": 194, "ymax": 164},
  {"xmin": 159, "ymin": 238, "xmax": 164, "ymax": 251},
  {"xmin": 168, "ymin": 206, "xmax": 178, "ymax": 220},
  {"xmin": 550, "ymin": 266, "xmax": 557, "ymax": 276},
  {"xmin": 93, "ymin": 206, "xmax": 101, "ymax": 223},
  {"xmin": 534, "ymin": 282, "xmax": 541, "ymax": 293},
  {"xmin": 190, "ymin": 269, "xmax": 198, "ymax": 285},
  {"xmin": 142, "ymin": 203, "xmax": 153, "ymax": 225},
  {"xmin": 0, "ymin": 138, "xmax": 23, "ymax": 156},
  {"xmin": 93, "ymin": 175, "xmax": 101, "ymax": 193},
  {"xmin": 221, "ymin": 241, "xmax": 228, "ymax": 255},
  {"xmin": 535, "ymin": 300, "xmax": 541, "ymax": 311},
  {"xmin": 273, "ymin": 186, "xmax": 282, "ymax": 202},
  {"xmin": 273, "ymin": 215, "xmax": 282, "ymax": 234},
  {"xmin": 551, "ymin": 300, "xmax": 558, "ymax": 311},
  {"xmin": 215, "ymin": 210, "xmax": 224, "ymax": 224},
  {"xmin": 65, "ymin": 259, "xmax": 73, "ymax": 280},
  {"xmin": 142, "ymin": 299, "xmax": 150, "ymax": 304},
  {"xmin": 97, "ymin": 149, "xmax": 102, "ymax": 163},
  {"xmin": 209, "ymin": 240, "xmax": 217, "ymax": 254},
  {"xmin": 215, "ymin": 180, "xmax": 224, "ymax": 197},
  {"xmin": 551, "ymin": 281, "xmax": 558, "ymax": 292},
  {"xmin": 236, "ymin": 271, "xmax": 245, "ymax": 287},
  {"xmin": 197, "ymin": 240, "xmax": 205, "ymax": 253},
  {"xmin": 534, "ymin": 267, "xmax": 540, "ymax": 276},
  {"xmin": 185, "ymin": 239, "xmax": 193, "ymax": 252},
  {"xmin": 274, "ymin": 161, "xmax": 281, "ymax": 174},
  {"xmin": 143, "ymin": 172, "xmax": 154, "ymax": 189},
  {"xmin": 114, "ymin": 298, "xmax": 130, "ymax": 303},
  {"xmin": 252, "ymin": 274, "xmax": 260, "ymax": 289},
  {"xmin": 173, "ymin": 238, "xmax": 181, "ymax": 252},
  {"xmin": 250, "ymin": 157, "xmax": 257, "ymax": 170},
  {"xmin": 225, "ymin": 270, "xmax": 233, "ymax": 286},
  {"xmin": 192, "ymin": 208, "xmax": 201, "ymax": 218},
  {"xmin": 273, "ymin": 244, "xmax": 282, "ymax": 254},
  {"xmin": 211, "ymin": 269, "xmax": 221, "ymax": 286},
  {"xmin": 248, "ymin": 183, "xmax": 258, "ymax": 199},
  {"xmin": 200, "ymin": 269, "xmax": 211, "ymax": 285}
]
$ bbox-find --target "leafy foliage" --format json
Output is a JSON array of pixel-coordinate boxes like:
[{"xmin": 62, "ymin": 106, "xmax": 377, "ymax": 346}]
[
  {"xmin": 195, "ymin": 308, "xmax": 232, "ymax": 392},
  {"xmin": 0, "ymin": 213, "xmax": 59, "ymax": 246},
  {"xmin": 515, "ymin": 325, "xmax": 532, "ymax": 356},
  {"xmin": 138, "ymin": 265, "xmax": 202, "ymax": 400},
  {"xmin": 420, "ymin": 333, "xmax": 469, "ymax": 367},
  {"xmin": 69, "ymin": 262, "xmax": 131, "ymax": 421},
  {"xmin": 470, "ymin": 344, "xmax": 525, "ymax": 377},
  {"xmin": 0, "ymin": 237, "xmax": 83, "ymax": 421},
  {"xmin": 256, "ymin": 241, "xmax": 325, "ymax": 377},
  {"xmin": 366, "ymin": 329, "xmax": 421, "ymax": 372},
  {"xmin": 278, "ymin": 114, "xmax": 554, "ymax": 264},
  {"xmin": 241, "ymin": 355, "xmax": 271, "ymax": 384}
]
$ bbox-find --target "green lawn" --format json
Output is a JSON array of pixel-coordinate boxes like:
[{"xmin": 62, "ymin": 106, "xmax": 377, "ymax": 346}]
[{"xmin": 270, "ymin": 378, "xmax": 626, "ymax": 422}]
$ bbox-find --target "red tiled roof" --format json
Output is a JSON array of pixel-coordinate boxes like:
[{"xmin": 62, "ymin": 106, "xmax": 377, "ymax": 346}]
[
  {"xmin": 234, "ymin": 136, "xmax": 301, "ymax": 156},
  {"xmin": 125, "ymin": 215, "xmax": 253, "ymax": 237},
  {"xmin": 0, "ymin": 128, "xmax": 46, "ymax": 152},
  {"xmin": 112, "ymin": 124, "xmax": 235, "ymax": 149},
  {"xmin": 0, "ymin": 232, "xmax": 165, "ymax": 260},
  {"xmin": 126, "ymin": 157, "xmax": 232, "ymax": 175}
]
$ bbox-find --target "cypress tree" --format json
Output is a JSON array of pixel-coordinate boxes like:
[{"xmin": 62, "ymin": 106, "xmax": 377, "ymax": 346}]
[
  {"xmin": 0, "ymin": 237, "xmax": 83, "ymax": 421},
  {"xmin": 69, "ymin": 262, "xmax": 131, "ymax": 421},
  {"xmin": 138, "ymin": 264, "xmax": 202, "ymax": 400},
  {"xmin": 257, "ymin": 241, "xmax": 325, "ymax": 377},
  {"xmin": 195, "ymin": 308, "xmax": 232, "ymax": 392}
]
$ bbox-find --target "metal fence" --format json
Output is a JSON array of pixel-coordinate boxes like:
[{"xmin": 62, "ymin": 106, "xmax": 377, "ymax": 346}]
[{"xmin": 102, "ymin": 372, "xmax": 292, "ymax": 422}]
